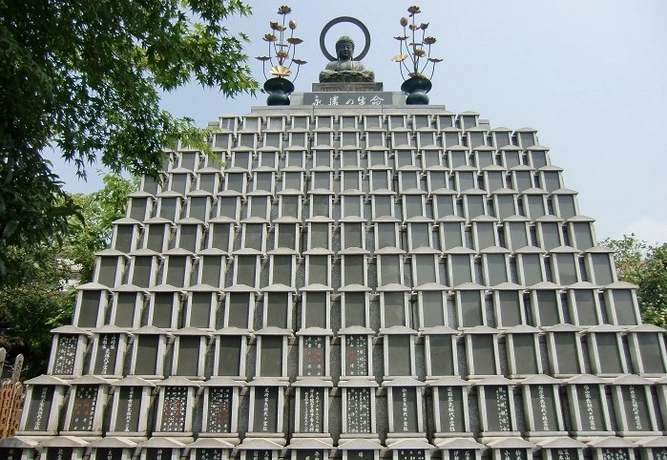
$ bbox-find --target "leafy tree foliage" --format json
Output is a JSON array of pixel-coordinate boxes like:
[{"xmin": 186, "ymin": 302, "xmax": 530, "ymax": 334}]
[
  {"xmin": 603, "ymin": 234, "xmax": 667, "ymax": 328},
  {"xmin": 0, "ymin": 174, "xmax": 136, "ymax": 378},
  {"xmin": 67, "ymin": 173, "xmax": 138, "ymax": 283},
  {"xmin": 0, "ymin": 0, "xmax": 256, "ymax": 281},
  {"xmin": 0, "ymin": 244, "xmax": 75, "ymax": 378}
]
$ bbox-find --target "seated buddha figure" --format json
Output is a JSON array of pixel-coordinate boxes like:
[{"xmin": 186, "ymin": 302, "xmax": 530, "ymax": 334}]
[{"xmin": 319, "ymin": 35, "xmax": 375, "ymax": 83}]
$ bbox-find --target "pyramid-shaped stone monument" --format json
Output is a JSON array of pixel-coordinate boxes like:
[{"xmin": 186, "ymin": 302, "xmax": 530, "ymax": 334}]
[{"xmin": 3, "ymin": 17, "xmax": 667, "ymax": 460}]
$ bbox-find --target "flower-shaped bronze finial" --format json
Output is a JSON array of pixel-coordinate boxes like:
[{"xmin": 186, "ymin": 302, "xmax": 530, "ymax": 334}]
[
  {"xmin": 392, "ymin": 5, "xmax": 442, "ymax": 80},
  {"xmin": 256, "ymin": 5, "xmax": 306, "ymax": 82}
]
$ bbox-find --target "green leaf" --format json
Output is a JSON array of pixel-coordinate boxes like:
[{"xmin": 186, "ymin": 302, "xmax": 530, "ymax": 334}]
[{"xmin": 1, "ymin": 221, "xmax": 18, "ymax": 239}]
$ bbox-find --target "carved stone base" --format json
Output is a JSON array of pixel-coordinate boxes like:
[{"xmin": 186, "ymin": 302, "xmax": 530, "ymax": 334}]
[{"xmin": 312, "ymin": 82, "xmax": 384, "ymax": 92}]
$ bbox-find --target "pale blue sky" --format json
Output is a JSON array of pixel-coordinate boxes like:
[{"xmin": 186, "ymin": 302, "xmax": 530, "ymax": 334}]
[{"xmin": 50, "ymin": 0, "xmax": 667, "ymax": 243}]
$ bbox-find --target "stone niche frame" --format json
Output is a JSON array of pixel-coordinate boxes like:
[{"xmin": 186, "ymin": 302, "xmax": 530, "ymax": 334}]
[
  {"xmin": 47, "ymin": 326, "xmax": 92, "ymax": 378},
  {"xmin": 152, "ymin": 376, "xmax": 200, "ymax": 438},
  {"xmin": 381, "ymin": 325, "xmax": 418, "ymax": 379},
  {"xmin": 627, "ymin": 324, "xmax": 667, "ymax": 376},
  {"xmin": 109, "ymin": 284, "xmax": 145, "ymax": 329},
  {"xmin": 88, "ymin": 437, "xmax": 138, "ymax": 460},
  {"xmin": 338, "ymin": 377, "xmax": 379, "ymax": 439},
  {"xmin": 39, "ymin": 437, "xmax": 89, "ymax": 460},
  {"xmin": 186, "ymin": 438, "xmax": 236, "ymax": 460},
  {"xmin": 254, "ymin": 328, "xmax": 292, "ymax": 379},
  {"xmin": 237, "ymin": 438, "xmax": 284, "ymax": 460},
  {"xmin": 17, "ymin": 375, "xmax": 69, "ymax": 436},
  {"xmin": 87, "ymin": 325, "xmax": 132, "ymax": 379},
  {"xmin": 106, "ymin": 376, "xmax": 154, "ymax": 437},
  {"xmin": 212, "ymin": 327, "xmax": 251, "ymax": 379},
  {"xmin": 339, "ymin": 287, "xmax": 371, "ymax": 330},
  {"xmin": 505, "ymin": 325, "xmax": 544, "ymax": 378},
  {"xmin": 339, "ymin": 326, "xmax": 374, "ymax": 378},
  {"xmin": 128, "ymin": 325, "xmax": 172, "ymax": 379},
  {"xmin": 519, "ymin": 375, "xmax": 568, "ymax": 438},
  {"xmin": 464, "ymin": 326, "xmax": 501, "ymax": 378},
  {"xmin": 416, "ymin": 287, "xmax": 451, "ymax": 330},
  {"xmin": 564, "ymin": 374, "xmax": 615, "ymax": 438},
  {"xmin": 170, "ymin": 327, "xmax": 212, "ymax": 380},
  {"xmin": 384, "ymin": 377, "xmax": 427, "ymax": 438},
  {"xmin": 386, "ymin": 439, "xmax": 433, "ymax": 460},
  {"xmin": 72, "ymin": 283, "xmax": 110, "ymax": 329},
  {"xmin": 292, "ymin": 378, "xmax": 333, "ymax": 438},
  {"xmin": 422, "ymin": 326, "xmax": 460, "ymax": 378},
  {"xmin": 586, "ymin": 437, "xmax": 637, "ymax": 460},
  {"xmin": 297, "ymin": 329, "xmax": 333, "ymax": 379},
  {"xmin": 338, "ymin": 439, "xmax": 382, "ymax": 460},
  {"xmin": 199, "ymin": 377, "xmax": 244, "ymax": 440},
  {"xmin": 637, "ymin": 436, "xmax": 667, "ymax": 460},
  {"xmin": 429, "ymin": 377, "xmax": 473, "ymax": 441},
  {"xmin": 486, "ymin": 438, "xmax": 535, "ymax": 460},
  {"xmin": 60, "ymin": 375, "xmax": 110, "ymax": 437},
  {"xmin": 474, "ymin": 376, "xmax": 521, "ymax": 440},
  {"xmin": 609, "ymin": 375, "xmax": 660, "ymax": 437},
  {"xmin": 536, "ymin": 437, "xmax": 586, "ymax": 460},
  {"xmin": 0, "ymin": 436, "xmax": 39, "ymax": 460},
  {"xmin": 436, "ymin": 437, "xmax": 484, "ymax": 460},
  {"xmin": 245, "ymin": 378, "xmax": 289, "ymax": 443},
  {"xmin": 287, "ymin": 438, "xmax": 333, "ymax": 460},
  {"xmin": 137, "ymin": 437, "xmax": 186, "ymax": 460}
]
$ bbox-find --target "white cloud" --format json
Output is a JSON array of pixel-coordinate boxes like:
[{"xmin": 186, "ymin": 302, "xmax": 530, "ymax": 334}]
[{"xmin": 624, "ymin": 218, "xmax": 667, "ymax": 244}]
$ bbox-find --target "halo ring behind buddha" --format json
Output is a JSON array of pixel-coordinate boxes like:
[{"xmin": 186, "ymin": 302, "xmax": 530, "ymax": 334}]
[{"xmin": 319, "ymin": 16, "xmax": 371, "ymax": 62}]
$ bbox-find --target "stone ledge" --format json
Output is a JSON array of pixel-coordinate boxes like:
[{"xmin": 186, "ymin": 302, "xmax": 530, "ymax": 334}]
[{"xmin": 312, "ymin": 82, "xmax": 384, "ymax": 92}]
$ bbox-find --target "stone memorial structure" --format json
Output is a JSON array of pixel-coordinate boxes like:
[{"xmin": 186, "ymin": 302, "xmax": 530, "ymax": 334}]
[{"xmin": 3, "ymin": 13, "xmax": 667, "ymax": 460}]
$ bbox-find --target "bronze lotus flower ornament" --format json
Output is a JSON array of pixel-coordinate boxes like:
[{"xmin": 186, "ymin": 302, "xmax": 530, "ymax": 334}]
[
  {"xmin": 392, "ymin": 5, "xmax": 442, "ymax": 81},
  {"xmin": 392, "ymin": 5, "xmax": 443, "ymax": 104},
  {"xmin": 256, "ymin": 5, "xmax": 306, "ymax": 105}
]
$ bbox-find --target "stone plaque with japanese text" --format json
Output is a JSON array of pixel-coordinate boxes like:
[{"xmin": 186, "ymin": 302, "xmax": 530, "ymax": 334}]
[
  {"xmin": 53, "ymin": 335, "xmax": 78, "ymax": 375},
  {"xmin": 529, "ymin": 385, "xmax": 559, "ymax": 432},
  {"xmin": 437, "ymin": 386, "xmax": 464, "ymax": 433},
  {"xmin": 345, "ymin": 335, "xmax": 368, "ymax": 376},
  {"xmin": 303, "ymin": 92, "xmax": 392, "ymax": 107},
  {"xmin": 253, "ymin": 386, "xmax": 278, "ymax": 433},
  {"xmin": 25, "ymin": 386, "xmax": 54, "ymax": 431},
  {"xmin": 160, "ymin": 387, "xmax": 188, "ymax": 432},
  {"xmin": 115, "ymin": 386, "xmax": 141, "ymax": 432},
  {"xmin": 300, "ymin": 387, "xmax": 324, "ymax": 432},
  {"xmin": 485, "ymin": 386, "xmax": 512, "ymax": 432},
  {"xmin": 94, "ymin": 334, "xmax": 119, "ymax": 375},
  {"xmin": 207, "ymin": 388, "xmax": 233, "ymax": 433},
  {"xmin": 303, "ymin": 336, "xmax": 325, "ymax": 377},
  {"xmin": 621, "ymin": 385, "xmax": 649, "ymax": 431},
  {"xmin": 69, "ymin": 385, "xmax": 98, "ymax": 431},
  {"xmin": 575, "ymin": 384, "xmax": 604, "ymax": 431},
  {"xmin": 392, "ymin": 387, "xmax": 418, "ymax": 432},
  {"xmin": 346, "ymin": 388, "xmax": 371, "ymax": 433}
]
